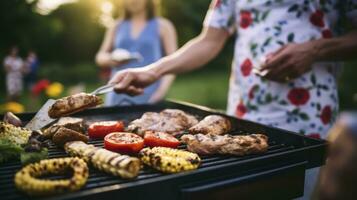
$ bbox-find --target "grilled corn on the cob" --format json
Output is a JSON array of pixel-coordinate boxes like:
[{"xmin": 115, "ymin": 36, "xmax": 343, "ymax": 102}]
[
  {"xmin": 139, "ymin": 147, "xmax": 201, "ymax": 173},
  {"xmin": 65, "ymin": 141, "xmax": 141, "ymax": 178},
  {"xmin": 14, "ymin": 157, "xmax": 88, "ymax": 196},
  {"xmin": 0, "ymin": 122, "xmax": 31, "ymax": 146}
]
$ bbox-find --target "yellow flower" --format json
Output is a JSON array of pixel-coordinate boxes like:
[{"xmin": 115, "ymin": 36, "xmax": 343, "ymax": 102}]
[
  {"xmin": 1, "ymin": 102, "xmax": 25, "ymax": 113},
  {"xmin": 46, "ymin": 82, "xmax": 64, "ymax": 98}
]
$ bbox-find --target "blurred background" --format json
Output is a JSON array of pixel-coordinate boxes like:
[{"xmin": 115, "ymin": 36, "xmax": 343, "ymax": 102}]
[{"xmin": 0, "ymin": 0, "xmax": 355, "ymax": 114}]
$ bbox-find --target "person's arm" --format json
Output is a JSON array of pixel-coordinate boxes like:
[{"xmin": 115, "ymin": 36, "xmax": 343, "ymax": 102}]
[
  {"xmin": 260, "ymin": 30, "xmax": 357, "ymax": 82},
  {"xmin": 109, "ymin": 26, "xmax": 229, "ymax": 95},
  {"xmin": 148, "ymin": 18, "xmax": 177, "ymax": 103},
  {"xmin": 95, "ymin": 20, "xmax": 126, "ymax": 68}
]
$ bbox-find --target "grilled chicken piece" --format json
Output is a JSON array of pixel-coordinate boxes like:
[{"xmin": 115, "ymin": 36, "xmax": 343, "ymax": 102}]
[
  {"xmin": 189, "ymin": 115, "xmax": 231, "ymax": 135},
  {"xmin": 43, "ymin": 117, "xmax": 85, "ymax": 139},
  {"xmin": 181, "ymin": 134, "xmax": 268, "ymax": 156},
  {"xmin": 48, "ymin": 93, "xmax": 102, "ymax": 118},
  {"xmin": 51, "ymin": 127, "xmax": 88, "ymax": 147},
  {"xmin": 65, "ymin": 141, "xmax": 141, "ymax": 179},
  {"xmin": 127, "ymin": 109, "xmax": 198, "ymax": 136},
  {"xmin": 56, "ymin": 117, "xmax": 85, "ymax": 133}
]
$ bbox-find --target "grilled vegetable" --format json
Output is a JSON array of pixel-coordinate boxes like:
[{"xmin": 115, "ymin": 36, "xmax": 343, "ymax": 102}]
[
  {"xmin": 104, "ymin": 132, "xmax": 144, "ymax": 154},
  {"xmin": 91, "ymin": 148, "xmax": 141, "ymax": 179},
  {"xmin": 0, "ymin": 123, "xmax": 49, "ymax": 164},
  {"xmin": 20, "ymin": 148, "xmax": 48, "ymax": 166},
  {"xmin": 0, "ymin": 139, "xmax": 23, "ymax": 163},
  {"xmin": 14, "ymin": 157, "xmax": 88, "ymax": 196},
  {"xmin": 20, "ymin": 131, "xmax": 49, "ymax": 165},
  {"xmin": 3, "ymin": 112, "xmax": 22, "ymax": 127},
  {"xmin": 0, "ymin": 122, "xmax": 31, "ymax": 146},
  {"xmin": 88, "ymin": 121, "xmax": 125, "ymax": 139},
  {"xmin": 65, "ymin": 141, "xmax": 141, "ymax": 179},
  {"xmin": 144, "ymin": 131, "xmax": 180, "ymax": 148},
  {"xmin": 139, "ymin": 147, "xmax": 201, "ymax": 173}
]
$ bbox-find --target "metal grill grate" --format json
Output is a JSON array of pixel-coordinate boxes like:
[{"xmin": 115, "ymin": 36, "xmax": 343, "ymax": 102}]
[
  {"xmin": 0, "ymin": 101, "xmax": 327, "ymax": 200},
  {"xmin": 0, "ymin": 139, "xmax": 294, "ymax": 200}
]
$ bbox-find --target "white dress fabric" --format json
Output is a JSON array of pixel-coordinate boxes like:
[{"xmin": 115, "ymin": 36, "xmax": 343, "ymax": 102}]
[{"xmin": 204, "ymin": 0, "xmax": 357, "ymax": 139}]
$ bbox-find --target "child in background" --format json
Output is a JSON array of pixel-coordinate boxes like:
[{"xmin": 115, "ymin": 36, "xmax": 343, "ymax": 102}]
[{"xmin": 3, "ymin": 46, "xmax": 25, "ymax": 101}]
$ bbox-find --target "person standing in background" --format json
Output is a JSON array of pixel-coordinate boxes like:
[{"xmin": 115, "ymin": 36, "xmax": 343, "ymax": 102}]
[
  {"xmin": 96, "ymin": 0, "xmax": 177, "ymax": 106},
  {"xmin": 3, "ymin": 46, "xmax": 25, "ymax": 101},
  {"xmin": 24, "ymin": 50, "xmax": 39, "ymax": 89}
]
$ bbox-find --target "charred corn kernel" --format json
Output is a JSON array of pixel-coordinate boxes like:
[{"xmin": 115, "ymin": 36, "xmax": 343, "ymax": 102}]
[
  {"xmin": 0, "ymin": 122, "xmax": 31, "ymax": 146},
  {"xmin": 139, "ymin": 147, "xmax": 201, "ymax": 173},
  {"xmin": 14, "ymin": 157, "xmax": 88, "ymax": 196},
  {"xmin": 65, "ymin": 141, "xmax": 141, "ymax": 179}
]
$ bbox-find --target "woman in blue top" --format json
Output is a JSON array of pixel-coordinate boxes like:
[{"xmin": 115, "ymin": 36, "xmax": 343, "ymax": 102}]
[{"xmin": 96, "ymin": 0, "xmax": 177, "ymax": 106}]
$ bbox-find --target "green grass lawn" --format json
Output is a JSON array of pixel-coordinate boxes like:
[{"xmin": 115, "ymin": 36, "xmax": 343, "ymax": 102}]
[{"xmin": 167, "ymin": 71, "xmax": 229, "ymax": 110}]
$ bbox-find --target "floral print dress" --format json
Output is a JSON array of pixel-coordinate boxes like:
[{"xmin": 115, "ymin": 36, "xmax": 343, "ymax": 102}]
[{"xmin": 204, "ymin": 0, "xmax": 357, "ymax": 139}]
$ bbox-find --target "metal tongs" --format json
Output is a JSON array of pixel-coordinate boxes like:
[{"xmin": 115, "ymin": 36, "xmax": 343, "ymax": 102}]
[
  {"xmin": 90, "ymin": 83, "xmax": 115, "ymax": 96},
  {"xmin": 25, "ymin": 84, "xmax": 116, "ymax": 131}
]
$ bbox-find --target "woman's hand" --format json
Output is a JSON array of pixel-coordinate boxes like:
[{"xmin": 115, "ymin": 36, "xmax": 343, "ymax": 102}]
[
  {"xmin": 108, "ymin": 65, "xmax": 160, "ymax": 96},
  {"xmin": 259, "ymin": 41, "xmax": 319, "ymax": 82}
]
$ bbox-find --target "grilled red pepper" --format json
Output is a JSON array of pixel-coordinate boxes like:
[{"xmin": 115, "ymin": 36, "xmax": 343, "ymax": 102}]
[{"xmin": 88, "ymin": 121, "xmax": 124, "ymax": 139}]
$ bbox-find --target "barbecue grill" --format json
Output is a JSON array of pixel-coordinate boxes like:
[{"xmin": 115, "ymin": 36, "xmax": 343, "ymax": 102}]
[{"xmin": 0, "ymin": 100, "xmax": 328, "ymax": 200}]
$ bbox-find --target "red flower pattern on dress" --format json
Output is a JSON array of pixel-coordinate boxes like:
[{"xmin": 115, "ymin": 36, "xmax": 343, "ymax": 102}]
[
  {"xmin": 206, "ymin": 0, "xmax": 338, "ymax": 136},
  {"xmin": 287, "ymin": 88, "xmax": 310, "ymax": 106},
  {"xmin": 320, "ymin": 105, "xmax": 332, "ymax": 125},
  {"xmin": 307, "ymin": 133, "xmax": 321, "ymax": 139},
  {"xmin": 241, "ymin": 58, "xmax": 252, "ymax": 77},
  {"xmin": 240, "ymin": 10, "xmax": 253, "ymax": 29},
  {"xmin": 236, "ymin": 101, "xmax": 247, "ymax": 118},
  {"xmin": 310, "ymin": 10, "xmax": 325, "ymax": 27},
  {"xmin": 322, "ymin": 29, "xmax": 333, "ymax": 38}
]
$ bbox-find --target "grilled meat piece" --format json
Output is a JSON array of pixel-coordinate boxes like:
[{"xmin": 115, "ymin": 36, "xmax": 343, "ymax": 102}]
[
  {"xmin": 189, "ymin": 115, "xmax": 231, "ymax": 135},
  {"xmin": 65, "ymin": 141, "xmax": 141, "ymax": 179},
  {"xmin": 14, "ymin": 157, "xmax": 88, "ymax": 196},
  {"xmin": 127, "ymin": 109, "xmax": 198, "ymax": 136},
  {"xmin": 56, "ymin": 117, "xmax": 85, "ymax": 133},
  {"xmin": 139, "ymin": 147, "xmax": 201, "ymax": 173},
  {"xmin": 181, "ymin": 134, "xmax": 268, "ymax": 156},
  {"xmin": 3, "ymin": 112, "xmax": 22, "ymax": 127},
  {"xmin": 43, "ymin": 117, "xmax": 85, "ymax": 139},
  {"xmin": 52, "ymin": 127, "xmax": 88, "ymax": 147},
  {"xmin": 48, "ymin": 93, "xmax": 102, "ymax": 118}
]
